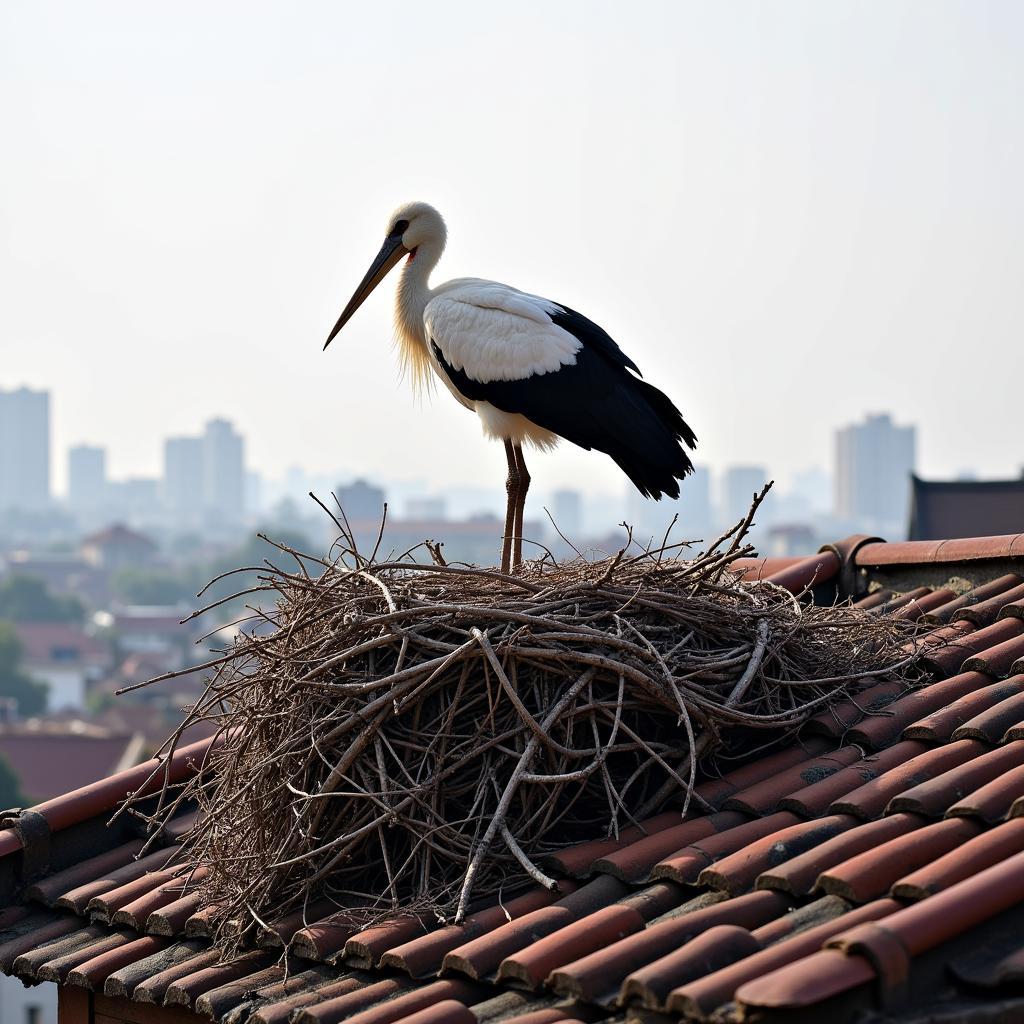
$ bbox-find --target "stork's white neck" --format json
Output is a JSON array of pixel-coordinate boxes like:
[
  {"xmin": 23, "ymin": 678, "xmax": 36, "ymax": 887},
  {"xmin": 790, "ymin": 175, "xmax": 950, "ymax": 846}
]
[{"xmin": 393, "ymin": 238, "xmax": 443, "ymax": 390}]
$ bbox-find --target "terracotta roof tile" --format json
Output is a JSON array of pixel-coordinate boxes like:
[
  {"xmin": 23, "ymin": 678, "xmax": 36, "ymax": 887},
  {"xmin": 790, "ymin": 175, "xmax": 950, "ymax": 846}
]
[
  {"xmin": 924, "ymin": 574, "xmax": 1023, "ymax": 623},
  {"xmin": 496, "ymin": 902, "xmax": 649, "ymax": 990},
  {"xmin": 540, "ymin": 810, "xmax": 682, "ymax": 876},
  {"xmin": 945, "ymin": 763, "xmax": 1024, "ymax": 823},
  {"xmin": 845, "ymin": 672, "xmax": 991, "ymax": 749},
  {"xmin": 665, "ymin": 898, "xmax": 901, "ymax": 1018},
  {"xmin": 102, "ymin": 940, "xmax": 206, "ymax": 999},
  {"xmin": 132, "ymin": 947, "xmax": 224, "ymax": 1003},
  {"xmin": 904, "ymin": 675, "xmax": 1024, "ymax": 742},
  {"xmin": 738, "ymin": 848, "xmax": 1024, "ymax": 1013},
  {"xmin": 344, "ymin": 913, "xmax": 436, "ymax": 968},
  {"xmin": 876, "ymin": 586, "xmax": 933, "ymax": 615},
  {"xmin": 856, "ymin": 534, "xmax": 1024, "ymax": 566},
  {"xmin": 379, "ymin": 888, "xmax": 558, "ymax": 978},
  {"xmin": 953, "ymin": 581, "xmax": 1024, "ymax": 626},
  {"xmin": 547, "ymin": 890, "xmax": 790, "ymax": 1004},
  {"xmin": 762, "ymin": 550, "xmax": 840, "ymax": 592},
  {"xmin": 590, "ymin": 810, "xmax": 746, "ymax": 882},
  {"xmin": 691, "ymin": 739, "xmax": 834, "ymax": 809},
  {"xmin": 918, "ymin": 620, "xmax": 1024, "ymax": 677},
  {"xmin": 163, "ymin": 950, "xmax": 278, "ymax": 1010},
  {"xmin": 946, "ymin": 684, "xmax": 1024, "ymax": 741},
  {"xmin": 652, "ymin": 812, "xmax": 802, "ymax": 884},
  {"xmin": 249, "ymin": 975, "xmax": 375, "ymax": 1024},
  {"xmin": 963, "ymin": 627, "xmax": 1024, "ymax": 677},
  {"xmin": 894, "ymin": 588, "xmax": 958, "ymax": 620},
  {"xmin": 892, "ymin": 818, "xmax": 1024, "ymax": 900},
  {"xmin": 950, "ymin": 686, "xmax": 1024, "ymax": 740},
  {"xmin": 816, "ymin": 817, "xmax": 983, "ymax": 903},
  {"xmin": 887, "ymin": 741, "xmax": 1024, "ymax": 816},
  {"xmin": 194, "ymin": 963, "xmax": 286, "ymax": 1019},
  {"xmin": 11, "ymin": 923, "xmax": 112, "ymax": 982},
  {"xmin": 441, "ymin": 876, "xmax": 627, "ymax": 980},
  {"xmin": 721, "ymin": 747, "xmax": 862, "ymax": 815},
  {"xmin": 65, "ymin": 934, "xmax": 167, "ymax": 990},
  {"xmin": 829, "ymin": 739, "xmax": 987, "ymax": 819},
  {"xmin": 802, "ymin": 680, "xmax": 909, "ymax": 738},
  {"xmin": 778, "ymin": 741, "xmax": 929, "ymax": 818},
  {"xmin": 754, "ymin": 813, "xmax": 923, "ymax": 897},
  {"xmin": 696, "ymin": 815, "xmax": 859, "ymax": 896}
]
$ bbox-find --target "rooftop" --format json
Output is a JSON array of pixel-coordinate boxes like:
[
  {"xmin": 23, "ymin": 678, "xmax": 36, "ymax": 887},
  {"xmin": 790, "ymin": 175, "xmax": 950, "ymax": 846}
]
[{"xmin": 1, "ymin": 532, "xmax": 1024, "ymax": 1023}]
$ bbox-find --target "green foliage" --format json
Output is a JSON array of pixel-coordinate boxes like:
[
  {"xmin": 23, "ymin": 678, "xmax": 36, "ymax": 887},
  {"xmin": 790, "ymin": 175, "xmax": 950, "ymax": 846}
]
[
  {"xmin": 0, "ymin": 755, "xmax": 26, "ymax": 810},
  {"xmin": 112, "ymin": 567, "xmax": 194, "ymax": 606},
  {"xmin": 198, "ymin": 528, "xmax": 316, "ymax": 622},
  {"xmin": 0, "ymin": 575, "xmax": 85, "ymax": 624},
  {"xmin": 0, "ymin": 621, "xmax": 48, "ymax": 717}
]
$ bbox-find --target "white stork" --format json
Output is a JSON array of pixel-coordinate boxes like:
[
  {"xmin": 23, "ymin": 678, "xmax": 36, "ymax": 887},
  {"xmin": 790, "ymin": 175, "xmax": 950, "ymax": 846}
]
[{"xmin": 324, "ymin": 202, "xmax": 697, "ymax": 574}]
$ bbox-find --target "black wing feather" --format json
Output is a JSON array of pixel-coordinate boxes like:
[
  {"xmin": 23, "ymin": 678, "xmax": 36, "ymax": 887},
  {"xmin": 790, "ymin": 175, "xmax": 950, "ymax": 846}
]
[{"xmin": 432, "ymin": 304, "xmax": 697, "ymax": 500}]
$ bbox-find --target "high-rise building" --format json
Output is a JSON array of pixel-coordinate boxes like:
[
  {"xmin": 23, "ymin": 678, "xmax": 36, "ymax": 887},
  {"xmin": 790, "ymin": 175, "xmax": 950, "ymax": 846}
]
[
  {"xmin": 0, "ymin": 387, "xmax": 50, "ymax": 511},
  {"xmin": 551, "ymin": 489, "xmax": 583, "ymax": 539},
  {"xmin": 163, "ymin": 436, "xmax": 204, "ymax": 525},
  {"xmin": 202, "ymin": 419, "xmax": 245, "ymax": 525},
  {"xmin": 68, "ymin": 445, "xmax": 107, "ymax": 511},
  {"xmin": 834, "ymin": 413, "xmax": 916, "ymax": 532},
  {"xmin": 721, "ymin": 465, "xmax": 768, "ymax": 527},
  {"xmin": 336, "ymin": 479, "xmax": 386, "ymax": 523}
]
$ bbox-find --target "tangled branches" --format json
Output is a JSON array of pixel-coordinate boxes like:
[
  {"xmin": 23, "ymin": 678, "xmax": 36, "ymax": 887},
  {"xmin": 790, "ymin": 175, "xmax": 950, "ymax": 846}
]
[{"xmin": 121, "ymin": 493, "xmax": 925, "ymax": 947}]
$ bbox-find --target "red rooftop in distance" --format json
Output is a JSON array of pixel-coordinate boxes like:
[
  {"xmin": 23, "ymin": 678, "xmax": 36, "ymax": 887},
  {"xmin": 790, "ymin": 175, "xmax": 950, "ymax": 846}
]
[{"xmin": 2, "ymin": 533, "xmax": 1024, "ymax": 1024}]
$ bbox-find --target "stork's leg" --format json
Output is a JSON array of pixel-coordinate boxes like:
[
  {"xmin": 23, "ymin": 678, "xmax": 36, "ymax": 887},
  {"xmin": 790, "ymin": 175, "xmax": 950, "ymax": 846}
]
[
  {"xmin": 511, "ymin": 443, "xmax": 530, "ymax": 570},
  {"xmin": 501, "ymin": 439, "xmax": 520, "ymax": 574}
]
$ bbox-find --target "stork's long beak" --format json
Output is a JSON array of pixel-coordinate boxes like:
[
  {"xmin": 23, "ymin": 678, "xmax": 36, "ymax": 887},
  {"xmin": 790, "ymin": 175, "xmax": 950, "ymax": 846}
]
[{"xmin": 324, "ymin": 233, "xmax": 409, "ymax": 349}]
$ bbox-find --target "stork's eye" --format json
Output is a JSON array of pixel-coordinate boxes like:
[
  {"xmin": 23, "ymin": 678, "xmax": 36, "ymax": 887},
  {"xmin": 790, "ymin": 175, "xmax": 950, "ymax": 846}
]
[{"xmin": 391, "ymin": 219, "xmax": 409, "ymax": 236}]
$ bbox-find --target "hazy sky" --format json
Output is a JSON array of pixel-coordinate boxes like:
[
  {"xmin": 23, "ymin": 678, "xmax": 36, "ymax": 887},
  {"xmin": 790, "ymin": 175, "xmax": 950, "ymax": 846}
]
[{"xmin": 2, "ymin": 1, "xmax": 1022, "ymax": 503}]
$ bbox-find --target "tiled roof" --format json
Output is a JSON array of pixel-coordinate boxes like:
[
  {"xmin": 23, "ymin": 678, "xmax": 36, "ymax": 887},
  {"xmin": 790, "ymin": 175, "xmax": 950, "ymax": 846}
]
[
  {"xmin": 14, "ymin": 622, "xmax": 108, "ymax": 668},
  {"xmin": 0, "ymin": 726, "xmax": 145, "ymax": 803},
  {"xmin": 2, "ymin": 534, "xmax": 1024, "ymax": 1023},
  {"xmin": 80, "ymin": 523, "xmax": 157, "ymax": 549}
]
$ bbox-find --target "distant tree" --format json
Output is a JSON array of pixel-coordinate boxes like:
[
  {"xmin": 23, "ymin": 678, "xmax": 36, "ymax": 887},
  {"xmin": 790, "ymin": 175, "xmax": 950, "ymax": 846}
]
[
  {"xmin": 0, "ymin": 755, "xmax": 26, "ymax": 810},
  {"xmin": 112, "ymin": 568, "xmax": 193, "ymax": 606},
  {"xmin": 198, "ymin": 529, "xmax": 317, "ymax": 621},
  {"xmin": 0, "ymin": 622, "xmax": 48, "ymax": 717},
  {"xmin": 0, "ymin": 575, "xmax": 85, "ymax": 624}
]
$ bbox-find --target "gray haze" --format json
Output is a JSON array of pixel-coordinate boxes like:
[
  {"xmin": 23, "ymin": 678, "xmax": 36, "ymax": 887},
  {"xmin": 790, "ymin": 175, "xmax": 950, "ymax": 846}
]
[{"xmin": 2, "ymin": 1, "xmax": 1021, "ymax": 499}]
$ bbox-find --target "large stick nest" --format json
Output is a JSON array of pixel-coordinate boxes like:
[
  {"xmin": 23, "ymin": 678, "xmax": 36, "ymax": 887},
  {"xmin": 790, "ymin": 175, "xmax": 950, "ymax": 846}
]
[{"xmin": 123, "ymin": 494, "xmax": 924, "ymax": 947}]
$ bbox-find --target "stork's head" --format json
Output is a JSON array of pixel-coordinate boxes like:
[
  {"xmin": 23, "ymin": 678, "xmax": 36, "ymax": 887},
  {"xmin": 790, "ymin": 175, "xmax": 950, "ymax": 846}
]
[{"xmin": 324, "ymin": 201, "xmax": 446, "ymax": 349}]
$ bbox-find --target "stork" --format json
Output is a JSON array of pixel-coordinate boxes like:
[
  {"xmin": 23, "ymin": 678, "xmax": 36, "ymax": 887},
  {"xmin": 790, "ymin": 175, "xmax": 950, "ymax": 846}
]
[{"xmin": 324, "ymin": 202, "xmax": 697, "ymax": 574}]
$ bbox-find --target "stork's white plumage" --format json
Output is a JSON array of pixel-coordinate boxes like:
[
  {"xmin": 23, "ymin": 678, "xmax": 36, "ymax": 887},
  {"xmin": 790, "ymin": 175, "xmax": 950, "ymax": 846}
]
[{"xmin": 325, "ymin": 201, "xmax": 697, "ymax": 573}]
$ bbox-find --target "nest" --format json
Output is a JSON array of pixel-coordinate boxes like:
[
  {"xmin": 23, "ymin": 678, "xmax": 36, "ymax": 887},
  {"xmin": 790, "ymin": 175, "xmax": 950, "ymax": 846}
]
[{"xmin": 122, "ymin": 492, "xmax": 924, "ymax": 947}]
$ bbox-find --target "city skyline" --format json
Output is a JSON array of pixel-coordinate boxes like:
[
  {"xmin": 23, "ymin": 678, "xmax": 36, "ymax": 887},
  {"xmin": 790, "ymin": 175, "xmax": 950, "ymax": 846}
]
[
  {"xmin": 3, "ymin": 381, "xmax": 994, "ymax": 552},
  {"xmin": 6, "ymin": 379, "xmax": 1018, "ymax": 528},
  {"xmin": 3, "ymin": 374, "xmax": 1005, "ymax": 504}
]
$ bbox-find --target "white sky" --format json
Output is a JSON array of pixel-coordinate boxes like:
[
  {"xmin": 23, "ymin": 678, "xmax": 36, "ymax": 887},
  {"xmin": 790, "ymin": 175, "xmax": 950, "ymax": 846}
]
[{"xmin": 2, "ymin": 1, "xmax": 1022, "ymax": 501}]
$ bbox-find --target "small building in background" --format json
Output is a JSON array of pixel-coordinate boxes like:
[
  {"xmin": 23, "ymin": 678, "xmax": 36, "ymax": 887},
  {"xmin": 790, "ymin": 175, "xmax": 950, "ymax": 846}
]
[
  {"xmin": 909, "ymin": 474, "xmax": 1024, "ymax": 540},
  {"xmin": 0, "ymin": 719, "xmax": 144, "ymax": 804},
  {"xmin": 79, "ymin": 524, "xmax": 157, "ymax": 572},
  {"xmin": 14, "ymin": 623, "xmax": 109, "ymax": 711}
]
